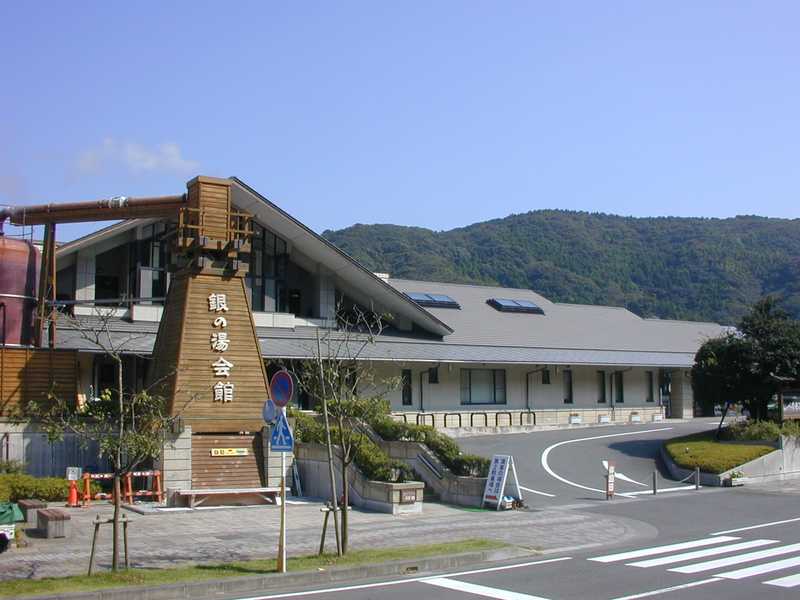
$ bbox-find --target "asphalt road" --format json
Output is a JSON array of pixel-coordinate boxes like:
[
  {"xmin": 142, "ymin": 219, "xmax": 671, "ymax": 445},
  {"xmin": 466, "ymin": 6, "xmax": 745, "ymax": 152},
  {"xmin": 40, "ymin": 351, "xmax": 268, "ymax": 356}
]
[
  {"xmin": 222, "ymin": 420, "xmax": 800, "ymax": 600},
  {"xmin": 457, "ymin": 419, "xmax": 720, "ymax": 505}
]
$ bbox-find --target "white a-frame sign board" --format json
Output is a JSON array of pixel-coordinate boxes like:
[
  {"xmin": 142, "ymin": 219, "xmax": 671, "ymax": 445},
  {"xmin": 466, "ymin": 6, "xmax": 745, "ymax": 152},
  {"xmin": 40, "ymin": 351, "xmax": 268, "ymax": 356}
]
[{"xmin": 482, "ymin": 454, "xmax": 523, "ymax": 510}]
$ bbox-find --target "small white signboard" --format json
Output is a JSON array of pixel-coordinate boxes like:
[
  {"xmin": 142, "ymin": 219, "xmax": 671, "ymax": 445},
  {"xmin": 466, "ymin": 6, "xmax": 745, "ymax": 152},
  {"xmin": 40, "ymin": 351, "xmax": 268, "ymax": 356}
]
[
  {"xmin": 66, "ymin": 466, "xmax": 82, "ymax": 481},
  {"xmin": 482, "ymin": 454, "xmax": 522, "ymax": 510}
]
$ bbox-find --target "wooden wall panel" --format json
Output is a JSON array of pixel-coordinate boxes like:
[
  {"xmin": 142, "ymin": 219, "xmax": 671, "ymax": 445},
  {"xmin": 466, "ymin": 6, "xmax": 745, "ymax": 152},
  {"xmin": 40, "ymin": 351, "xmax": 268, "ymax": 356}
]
[
  {"xmin": 149, "ymin": 272, "xmax": 270, "ymax": 432},
  {"xmin": 190, "ymin": 433, "xmax": 264, "ymax": 489},
  {"xmin": 0, "ymin": 348, "xmax": 78, "ymax": 415}
]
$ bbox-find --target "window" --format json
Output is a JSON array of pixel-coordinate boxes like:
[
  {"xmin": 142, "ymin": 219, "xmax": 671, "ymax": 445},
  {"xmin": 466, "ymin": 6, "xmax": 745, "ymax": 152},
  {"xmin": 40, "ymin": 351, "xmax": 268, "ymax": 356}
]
[
  {"xmin": 614, "ymin": 371, "xmax": 624, "ymax": 404},
  {"xmin": 402, "ymin": 370, "xmax": 412, "ymax": 406},
  {"xmin": 646, "ymin": 371, "xmax": 654, "ymax": 403},
  {"xmin": 246, "ymin": 222, "xmax": 288, "ymax": 312},
  {"xmin": 542, "ymin": 369, "xmax": 551, "ymax": 385},
  {"xmin": 486, "ymin": 298, "xmax": 544, "ymax": 314},
  {"xmin": 460, "ymin": 369, "xmax": 506, "ymax": 405},
  {"xmin": 405, "ymin": 292, "xmax": 460, "ymax": 309},
  {"xmin": 597, "ymin": 371, "xmax": 606, "ymax": 403},
  {"xmin": 428, "ymin": 366, "xmax": 439, "ymax": 384},
  {"xmin": 563, "ymin": 369, "xmax": 573, "ymax": 404}
]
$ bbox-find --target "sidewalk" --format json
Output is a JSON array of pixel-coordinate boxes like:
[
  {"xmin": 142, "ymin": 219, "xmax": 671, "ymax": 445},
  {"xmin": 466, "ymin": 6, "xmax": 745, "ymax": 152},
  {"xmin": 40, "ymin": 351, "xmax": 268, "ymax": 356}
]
[{"xmin": 2, "ymin": 499, "xmax": 651, "ymax": 580}]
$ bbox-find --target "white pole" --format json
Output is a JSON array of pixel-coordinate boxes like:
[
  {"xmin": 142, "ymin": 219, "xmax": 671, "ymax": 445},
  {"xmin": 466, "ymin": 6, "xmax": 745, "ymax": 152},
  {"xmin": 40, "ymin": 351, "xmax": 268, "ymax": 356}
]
[{"xmin": 279, "ymin": 450, "xmax": 287, "ymax": 572}]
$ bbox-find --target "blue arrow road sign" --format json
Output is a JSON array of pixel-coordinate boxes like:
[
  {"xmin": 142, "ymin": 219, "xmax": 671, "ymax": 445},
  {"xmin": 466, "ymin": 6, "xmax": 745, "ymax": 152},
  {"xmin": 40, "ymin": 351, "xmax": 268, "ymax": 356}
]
[{"xmin": 270, "ymin": 411, "xmax": 294, "ymax": 452}]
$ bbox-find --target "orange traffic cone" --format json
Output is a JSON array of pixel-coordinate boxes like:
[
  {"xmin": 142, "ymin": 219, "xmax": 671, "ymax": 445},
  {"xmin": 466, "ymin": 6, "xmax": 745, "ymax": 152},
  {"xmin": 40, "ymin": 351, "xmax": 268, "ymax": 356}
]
[{"xmin": 67, "ymin": 480, "xmax": 79, "ymax": 508}]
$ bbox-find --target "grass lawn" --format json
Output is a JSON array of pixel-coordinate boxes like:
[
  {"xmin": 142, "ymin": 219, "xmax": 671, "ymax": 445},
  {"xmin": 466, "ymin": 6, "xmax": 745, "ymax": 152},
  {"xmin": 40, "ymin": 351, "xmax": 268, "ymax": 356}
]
[
  {"xmin": 0, "ymin": 538, "xmax": 506, "ymax": 598},
  {"xmin": 664, "ymin": 430, "xmax": 775, "ymax": 474}
]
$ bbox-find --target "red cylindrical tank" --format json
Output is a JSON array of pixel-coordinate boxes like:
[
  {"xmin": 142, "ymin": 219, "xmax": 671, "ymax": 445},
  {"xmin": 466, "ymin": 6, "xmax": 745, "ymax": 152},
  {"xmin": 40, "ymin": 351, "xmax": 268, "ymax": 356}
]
[{"xmin": 0, "ymin": 233, "xmax": 40, "ymax": 346}]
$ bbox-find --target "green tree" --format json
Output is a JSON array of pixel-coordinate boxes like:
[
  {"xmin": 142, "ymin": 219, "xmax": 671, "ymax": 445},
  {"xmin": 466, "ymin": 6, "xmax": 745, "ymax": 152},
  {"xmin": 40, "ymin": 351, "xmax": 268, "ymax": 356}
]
[
  {"xmin": 692, "ymin": 296, "xmax": 800, "ymax": 421},
  {"xmin": 12, "ymin": 309, "xmax": 186, "ymax": 572},
  {"xmin": 295, "ymin": 305, "xmax": 398, "ymax": 554}
]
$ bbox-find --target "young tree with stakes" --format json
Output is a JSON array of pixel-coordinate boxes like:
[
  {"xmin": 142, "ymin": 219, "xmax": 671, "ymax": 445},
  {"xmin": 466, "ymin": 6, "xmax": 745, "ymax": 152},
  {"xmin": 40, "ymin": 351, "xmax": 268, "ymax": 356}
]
[
  {"xmin": 12, "ymin": 307, "xmax": 188, "ymax": 572},
  {"xmin": 295, "ymin": 305, "xmax": 399, "ymax": 554}
]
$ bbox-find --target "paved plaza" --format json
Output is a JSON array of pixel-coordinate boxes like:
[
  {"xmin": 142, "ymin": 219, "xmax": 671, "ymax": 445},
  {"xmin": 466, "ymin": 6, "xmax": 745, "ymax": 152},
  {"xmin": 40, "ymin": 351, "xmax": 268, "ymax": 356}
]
[{"xmin": 2, "ymin": 498, "xmax": 650, "ymax": 580}]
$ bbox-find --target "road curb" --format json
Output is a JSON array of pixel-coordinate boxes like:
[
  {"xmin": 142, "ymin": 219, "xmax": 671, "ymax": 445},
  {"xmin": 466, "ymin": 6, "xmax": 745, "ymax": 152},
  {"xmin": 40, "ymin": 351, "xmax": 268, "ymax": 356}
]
[{"xmin": 17, "ymin": 547, "xmax": 534, "ymax": 600}]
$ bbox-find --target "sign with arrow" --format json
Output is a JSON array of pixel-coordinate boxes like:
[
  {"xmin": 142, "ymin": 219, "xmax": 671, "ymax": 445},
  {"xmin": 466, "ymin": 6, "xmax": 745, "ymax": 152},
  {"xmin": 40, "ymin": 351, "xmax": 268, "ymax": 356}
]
[{"xmin": 270, "ymin": 411, "xmax": 294, "ymax": 453}]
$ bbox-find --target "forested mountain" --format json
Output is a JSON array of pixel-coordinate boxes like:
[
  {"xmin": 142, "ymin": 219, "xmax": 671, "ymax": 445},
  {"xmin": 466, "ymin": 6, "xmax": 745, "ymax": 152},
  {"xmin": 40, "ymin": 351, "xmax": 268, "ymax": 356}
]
[{"xmin": 323, "ymin": 211, "xmax": 800, "ymax": 325}]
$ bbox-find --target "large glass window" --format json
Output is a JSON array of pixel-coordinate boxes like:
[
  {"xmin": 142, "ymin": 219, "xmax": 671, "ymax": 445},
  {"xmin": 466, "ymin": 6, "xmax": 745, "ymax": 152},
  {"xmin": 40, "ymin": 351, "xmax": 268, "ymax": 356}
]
[
  {"xmin": 597, "ymin": 371, "xmax": 606, "ymax": 403},
  {"xmin": 614, "ymin": 371, "xmax": 625, "ymax": 404},
  {"xmin": 247, "ymin": 222, "xmax": 288, "ymax": 312},
  {"xmin": 129, "ymin": 223, "xmax": 172, "ymax": 305},
  {"xmin": 460, "ymin": 369, "xmax": 506, "ymax": 405},
  {"xmin": 646, "ymin": 371, "xmax": 654, "ymax": 403},
  {"xmin": 401, "ymin": 370, "xmax": 412, "ymax": 406},
  {"xmin": 563, "ymin": 369, "xmax": 573, "ymax": 404}
]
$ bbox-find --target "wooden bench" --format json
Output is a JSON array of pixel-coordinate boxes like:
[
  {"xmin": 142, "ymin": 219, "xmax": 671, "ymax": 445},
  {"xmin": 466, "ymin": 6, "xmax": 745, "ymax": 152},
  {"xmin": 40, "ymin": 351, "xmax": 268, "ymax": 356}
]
[
  {"xmin": 174, "ymin": 487, "xmax": 280, "ymax": 508},
  {"xmin": 37, "ymin": 508, "xmax": 70, "ymax": 538},
  {"xmin": 18, "ymin": 499, "xmax": 47, "ymax": 528}
]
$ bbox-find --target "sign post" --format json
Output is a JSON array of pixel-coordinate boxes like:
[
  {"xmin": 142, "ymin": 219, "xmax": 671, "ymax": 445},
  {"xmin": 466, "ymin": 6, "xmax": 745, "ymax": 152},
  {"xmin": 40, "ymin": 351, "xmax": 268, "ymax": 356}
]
[
  {"xmin": 605, "ymin": 461, "xmax": 615, "ymax": 500},
  {"xmin": 269, "ymin": 371, "xmax": 294, "ymax": 574},
  {"xmin": 481, "ymin": 455, "xmax": 522, "ymax": 509}
]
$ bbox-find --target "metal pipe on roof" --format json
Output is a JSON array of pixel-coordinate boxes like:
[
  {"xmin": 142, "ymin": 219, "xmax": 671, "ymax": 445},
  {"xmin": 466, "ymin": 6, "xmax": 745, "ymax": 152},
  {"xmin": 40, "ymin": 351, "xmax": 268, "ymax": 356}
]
[{"xmin": 0, "ymin": 195, "xmax": 186, "ymax": 225}]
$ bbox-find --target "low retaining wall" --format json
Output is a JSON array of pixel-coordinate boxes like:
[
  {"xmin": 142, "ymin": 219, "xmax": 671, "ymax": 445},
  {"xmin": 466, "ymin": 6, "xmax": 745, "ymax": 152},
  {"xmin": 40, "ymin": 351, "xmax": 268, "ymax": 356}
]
[
  {"xmin": 392, "ymin": 407, "xmax": 665, "ymax": 432},
  {"xmin": 377, "ymin": 439, "xmax": 486, "ymax": 507},
  {"xmin": 294, "ymin": 443, "xmax": 424, "ymax": 515},
  {"xmin": 661, "ymin": 436, "xmax": 800, "ymax": 486}
]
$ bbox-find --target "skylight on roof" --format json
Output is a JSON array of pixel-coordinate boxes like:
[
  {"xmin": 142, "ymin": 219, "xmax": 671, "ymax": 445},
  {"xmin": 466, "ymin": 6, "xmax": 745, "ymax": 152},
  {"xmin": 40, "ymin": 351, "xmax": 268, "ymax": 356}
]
[
  {"xmin": 405, "ymin": 292, "xmax": 460, "ymax": 309},
  {"xmin": 487, "ymin": 298, "xmax": 544, "ymax": 314}
]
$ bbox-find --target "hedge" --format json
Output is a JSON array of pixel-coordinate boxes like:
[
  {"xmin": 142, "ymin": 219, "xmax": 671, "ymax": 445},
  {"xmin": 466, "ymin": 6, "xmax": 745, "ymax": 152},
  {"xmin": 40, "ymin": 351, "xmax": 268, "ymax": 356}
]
[
  {"xmin": 291, "ymin": 411, "xmax": 413, "ymax": 483},
  {"xmin": 664, "ymin": 431, "xmax": 775, "ymax": 474},
  {"xmin": 719, "ymin": 420, "xmax": 800, "ymax": 442},
  {"xmin": 0, "ymin": 474, "xmax": 79, "ymax": 503},
  {"xmin": 371, "ymin": 417, "xmax": 490, "ymax": 477}
]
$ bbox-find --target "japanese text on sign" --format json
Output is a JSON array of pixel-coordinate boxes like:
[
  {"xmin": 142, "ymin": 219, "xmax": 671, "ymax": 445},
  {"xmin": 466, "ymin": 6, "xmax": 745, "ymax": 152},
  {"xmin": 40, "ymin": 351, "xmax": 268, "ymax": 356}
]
[{"xmin": 209, "ymin": 293, "xmax": 235, "ymax": 402}]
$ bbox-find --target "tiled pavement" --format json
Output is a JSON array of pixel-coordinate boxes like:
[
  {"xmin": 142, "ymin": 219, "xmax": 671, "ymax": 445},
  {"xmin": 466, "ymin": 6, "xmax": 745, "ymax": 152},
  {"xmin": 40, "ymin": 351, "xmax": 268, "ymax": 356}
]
[{"xmin": 1, "ymin": 500, "xmax": 652, "ymax": 580}]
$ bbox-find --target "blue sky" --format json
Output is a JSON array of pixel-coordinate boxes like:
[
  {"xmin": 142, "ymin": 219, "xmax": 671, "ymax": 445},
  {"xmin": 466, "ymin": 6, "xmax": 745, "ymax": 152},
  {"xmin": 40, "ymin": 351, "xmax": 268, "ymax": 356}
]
[{"xmin": 1, "ymin": 2, "xmax": 799, "ymax": 242}]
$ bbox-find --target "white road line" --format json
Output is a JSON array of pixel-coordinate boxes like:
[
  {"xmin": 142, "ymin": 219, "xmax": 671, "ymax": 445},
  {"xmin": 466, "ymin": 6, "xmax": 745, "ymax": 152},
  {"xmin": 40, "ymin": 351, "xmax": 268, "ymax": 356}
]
[
  {"xmin": 233, "ymin": 556, "xmax": 572, "ymax": 599},
  {"xmin": 602, "ymin": 460, "xmax": 647, "ymax": 487},
  {"xmin": 626, "ymin": 539, "xmax": 778, "ymax": 568},
  {"xmin": 424, "ymin": 577, "xmax": 551, "ymax": 599},
  {"xmin": 716, "ymin": 554, "xmax": 800, "ymax": 580},
  {"xmin": 670, "ymin": 542, "xmax": 800, "ymax": 574},
  {"xmin": 519, "ymin": 485, "xmax": 556, "ymax": 498},
  {"xmin": 764, "ymin": 571, "xmax": 800, "ymax": 588},
  {"xmin": 540, "ymin": 427, "xmax": 672, "ymax": 495},
  {"xmin": 712, "ymin": 516, "xmax": 800, "ymax": 536},
  {"xmin": 622, "ymin": 485, "xmax": 696, "ymax": 497},
  {"xmin": 609, "ymin": 578, "xmax": 721, "ymax": 600},
  {"xmin": 588, "ymin": 536, "xmax": 739, "ymax": 563}
]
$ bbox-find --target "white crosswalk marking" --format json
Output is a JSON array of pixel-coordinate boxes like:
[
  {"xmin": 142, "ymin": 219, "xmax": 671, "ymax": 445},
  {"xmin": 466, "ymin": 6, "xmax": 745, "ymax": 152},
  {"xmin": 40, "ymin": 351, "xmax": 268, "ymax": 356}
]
[
  {"xmin": 764, "ymin": 572, "xmax": 800, "ymax": 588},
  {"xmin": 424, "ymin": 577, "xmax": 551, "ymax": 599},
  {"xmin": 627, "ymin": 539, "xmax": 778, "ymax": 568},
  {"xmin": 588, "ymin": 536, "xmax": 740, "ymax": 563},
  {"xmin": 715, "ymin": 555, "xmax": 800, "ymax": 580},
  {"xmin": 670, "ymin": 542, "xmax": 800, "ymax": 574}
]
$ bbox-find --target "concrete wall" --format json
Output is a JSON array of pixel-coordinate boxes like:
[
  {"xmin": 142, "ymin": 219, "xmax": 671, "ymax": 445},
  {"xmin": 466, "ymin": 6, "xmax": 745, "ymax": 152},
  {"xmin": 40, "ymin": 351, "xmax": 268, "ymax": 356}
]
[
  {"xmin": 160, "ymin": 426, "xmax": 192, "ymax": 502},
  {"xmin": 295, "ymin": 442, "xmax": 424, "ymax": 515},
  {"xmin": 372, "ymin": 363, "xmax": 665, "ymax": 414},
  {"xmin": 670, "ymin": 369, "xmax": 694, "ymax": 419}
]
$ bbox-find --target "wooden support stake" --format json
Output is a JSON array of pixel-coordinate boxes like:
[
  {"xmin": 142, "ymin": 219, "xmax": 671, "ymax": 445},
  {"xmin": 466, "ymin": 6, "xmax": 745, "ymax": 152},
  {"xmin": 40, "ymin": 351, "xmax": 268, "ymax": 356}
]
[
  {"xmin": 123, "ymin": 515, "xmax": 129, "ymax": 569},
  {"xmin": 88, "ymin": 516, "xmax": 101, "ymax": 576},
  {"xmin": 318, "ymin": 507, "xmax": 330, "ymax": 556}
]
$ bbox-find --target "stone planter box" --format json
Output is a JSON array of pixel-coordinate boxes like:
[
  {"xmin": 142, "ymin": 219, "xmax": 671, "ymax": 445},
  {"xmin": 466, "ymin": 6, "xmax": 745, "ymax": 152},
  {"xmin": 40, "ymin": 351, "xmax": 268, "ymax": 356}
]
[
  {"xmin": 377, "ymin": 438, "xmax": 486, "ymax": 507},
  {"xmin": 294, "ymin": 443, "xmax": 424, "ymax": 515}
]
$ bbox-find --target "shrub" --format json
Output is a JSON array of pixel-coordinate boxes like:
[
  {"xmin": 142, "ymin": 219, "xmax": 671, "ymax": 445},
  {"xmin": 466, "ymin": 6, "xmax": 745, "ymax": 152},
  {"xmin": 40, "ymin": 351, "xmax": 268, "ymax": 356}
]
[
  {"xmin": 290, "ymin": 409, "xmax": 411, "ymax": 483},
  {"xmin": 0, "ymin": 460, "xmax": 24, "ymax": 475},
  {"xmin": 371, "ymin": 417, "xmax": 490, "ymax": 477},
  {"xmin": 355, "ymin": 439, "xmax": 413, "ymax": 483},
  {"xmin": 665, "ymin": 431, "xmax": 775, "ymax": 474},
  {"xmin": 0, "ymin": 473, "xmax": 78, "ymax": 502},
  {"xmin": 719, "ymin": 420, "xmax": 797, "ymax": 442}
]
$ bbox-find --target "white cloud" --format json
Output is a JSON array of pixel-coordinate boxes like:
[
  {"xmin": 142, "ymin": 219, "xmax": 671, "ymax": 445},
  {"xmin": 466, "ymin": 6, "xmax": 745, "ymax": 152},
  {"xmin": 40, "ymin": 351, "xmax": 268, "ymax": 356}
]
[{"xmin": 75, "ymin": 139, "xmax": 199, "ymax": 176}]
